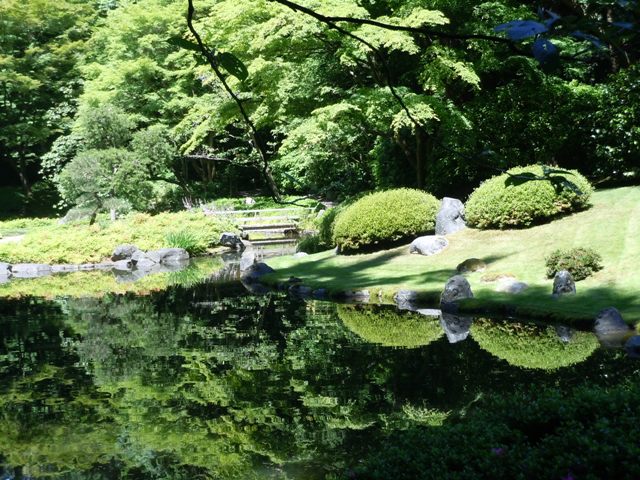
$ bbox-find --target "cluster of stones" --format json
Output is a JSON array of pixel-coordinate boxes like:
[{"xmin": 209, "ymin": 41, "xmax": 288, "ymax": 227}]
[{"xmin": 0, "ymin": 245, "xmax": 189, "ymax": 283}]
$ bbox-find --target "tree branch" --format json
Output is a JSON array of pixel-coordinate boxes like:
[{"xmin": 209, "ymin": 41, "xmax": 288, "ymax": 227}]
[{"xmin": 186, "ymin": 0, "xmax": 282, "ymax": 201}]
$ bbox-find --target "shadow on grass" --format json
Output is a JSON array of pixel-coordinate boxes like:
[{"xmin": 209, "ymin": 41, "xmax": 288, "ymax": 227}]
[
  {"xmin": 462, "ymin": 283, "xmax": 640, "ymax": 325},
  {"xmin": 268, "ymin": 249, "xmax": 513, "ymax": 294}
]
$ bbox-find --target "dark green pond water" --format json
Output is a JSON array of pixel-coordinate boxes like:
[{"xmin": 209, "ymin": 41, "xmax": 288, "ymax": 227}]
[{"xmin": 0, "ymin": 279, "xmax": 635, "ymax": 479}]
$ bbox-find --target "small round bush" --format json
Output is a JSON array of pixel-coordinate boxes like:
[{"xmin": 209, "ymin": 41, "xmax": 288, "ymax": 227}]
[
  {"xmin": 471, "ymin": 318, "xmax": 599, "ymax": 370},
  {"xmin": 465, "ymin": 165, "xmax": 593, "ymax": 229},
  {"xmin": 545, "ymin": 247, "xmax": 603, "ymax": 281},
  {"xmin": 337, "ymin": 305, "xmax": 443, "ymax": 348},
  {"xmin": 332, "ymin": 188, "xmax": 439, "ymax": 252}
]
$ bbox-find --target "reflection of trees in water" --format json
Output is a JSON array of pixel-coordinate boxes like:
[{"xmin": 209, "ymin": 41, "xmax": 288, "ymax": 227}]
[{"xmin": 0, "ymin": 293, "xmax": 635, "ymax": 479}]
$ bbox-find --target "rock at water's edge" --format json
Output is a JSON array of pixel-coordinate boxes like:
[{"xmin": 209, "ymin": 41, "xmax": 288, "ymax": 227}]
[
  {"xmin": 112, "ymin": 244, "xmax": 139, "ymax": 261},
  {"xmin": 440, "ymin": 275, "xmax": 473, "ymax": 311}
]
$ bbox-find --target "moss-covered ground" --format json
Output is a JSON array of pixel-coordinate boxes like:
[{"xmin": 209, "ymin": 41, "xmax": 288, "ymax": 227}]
[{"xmin": 264, "ymin": 186, "xmax": 640, "ymax": 324}]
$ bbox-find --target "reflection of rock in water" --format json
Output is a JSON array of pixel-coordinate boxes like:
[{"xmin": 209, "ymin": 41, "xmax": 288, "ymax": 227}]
[
  {"xmin": 439, "ymin": 313, "xmax": 473, "ymax": 344},
  {"xmin": 593, "ymin": 307, "xmax": 632, "ymax": 348},
  {"xmin": 113, "ymin": 261, "xmax": 187, "ymax": 283},
  {"xmin": 555, "ymin": 325, "xmax": 573, "ymax": 343}
]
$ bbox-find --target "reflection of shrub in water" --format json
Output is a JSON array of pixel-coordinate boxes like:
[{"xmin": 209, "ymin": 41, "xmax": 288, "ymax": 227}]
[
  {"xmin": 471, "ymin": 318, "xmax": 599, "ymax": 370},
  {"xmin": 337, "ymin": 304, "xmax": 443, "ymax": 348}
]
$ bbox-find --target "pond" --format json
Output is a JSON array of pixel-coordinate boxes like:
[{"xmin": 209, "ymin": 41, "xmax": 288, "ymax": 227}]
[{"xmin": 0, "ymin": 267, "xmax": 636, "ymax": 479}]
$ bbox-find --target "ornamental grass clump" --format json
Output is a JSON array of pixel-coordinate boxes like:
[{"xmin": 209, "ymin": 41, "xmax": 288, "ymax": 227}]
[
  {"xmin": 332, "ymin": 188, "xmax": 439, "ymax": 252},
  {"xmin": 465, "ymin": 165, "xmax": 593, "ymax": 229},
  {"xmin": 545, "ymin": 247, "xmax": 603, "ymax": 281}
]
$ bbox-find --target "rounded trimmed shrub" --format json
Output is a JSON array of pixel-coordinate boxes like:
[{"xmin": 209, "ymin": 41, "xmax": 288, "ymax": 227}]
[
  {"xmin": 337, "ymin": 305, "xmax": 443, "ymax": 348},
  {"xmin": 471, "ymin": 318, "xmax": 599, "ymax": 370},
  {"xmin": 332, "ymin": 188, "xmax": 439, "ymax": 252},
  {"xmin": 545, "ymin": 247, "xmax": 603, "ymax": 281},
  {"xmin": 465, "ymin": 165, "xmax": 593, "ymax": 229}
]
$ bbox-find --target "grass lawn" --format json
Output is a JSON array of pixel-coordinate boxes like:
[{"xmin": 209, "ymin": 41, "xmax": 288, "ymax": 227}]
[{"xmin": 264, "ymin": 186, "xmax": 640, "ymax": 325}]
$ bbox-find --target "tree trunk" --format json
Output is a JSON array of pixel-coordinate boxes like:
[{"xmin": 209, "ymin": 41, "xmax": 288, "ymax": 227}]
[
  {"xmin": 415, "ymin": 130, "xmax": 427, "ymax": 189},
  {"xmin": 110, "ymin": 208, "xmax": 116, "ymax": 221},
  {"xmin": 263, "ymin": 164, "xmax": 282, "ymax": 202}
]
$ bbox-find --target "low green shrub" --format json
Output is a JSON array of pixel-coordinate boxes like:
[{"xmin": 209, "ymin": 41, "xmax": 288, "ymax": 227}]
[
  {"xmin": 545, "ymin": 247, "xmax": 603, "ymax": 281},
  {"xmin": 0, "ymin": 212, "xmax": 234, "ymax": 264},
  {"xmin": 296, "ymin": 205, "xmax": 347, "ymax": 253},
  {"xmin": 337, "ymin": 305, "xmax": 443, "ymax": 348},
  {"xmin": 465, "ymin": 165, "xmax": 593, "ymax": 229},
  {"xmin": 471, "ymin": 318, "xmax": 599, "ymax": 370},
  {"xmin": 165, "ymin": 229, "xmax": 204, "ymax": 255},
  {"xmin": 332, "ymin": 189, "xmax": 439, "ymax": 252}
]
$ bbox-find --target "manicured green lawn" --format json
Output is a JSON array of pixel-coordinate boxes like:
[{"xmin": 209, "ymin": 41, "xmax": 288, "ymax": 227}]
[{"xmin": 264, "ymin": 186, "xmax": 640, "ymax": 324}]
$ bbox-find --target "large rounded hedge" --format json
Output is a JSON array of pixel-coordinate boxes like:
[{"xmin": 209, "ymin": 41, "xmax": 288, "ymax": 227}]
[
  {"xmin": 337, "ymin": 305, "xmax": 443, "ymax": 348},
  {"xmin": 471, "ymin": 318, "xmax": 599, "ymax": 370},
  {"xmin": 465, "ymin": 165, "xmax": 593, "ymax": 229},
  {"xmin": 332, "ymin": 188, "xmax": 440, "ymax": 252}
]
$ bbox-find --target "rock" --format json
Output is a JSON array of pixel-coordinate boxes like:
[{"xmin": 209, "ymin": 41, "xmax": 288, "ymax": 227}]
[
  {"xmin": 481, "ymin": 273, "xmax": 516, "ymax": 283},
  {"xmin": 131, "ymin": 250, "xmax": 163, "ymax": 268},
  {"xmin": 289, "ymin": 284, "xmax": 313, "ymax": 296},
  {"xmin": 12, "ymin": 263, "xmax": 52, "ymax": 278},
  {"xmin": 312, "ymin": 288, "xmax": 328, "ymax": 299},
  {"xmin": 394, "ymin": 290, "xmax": 419, "ymax": 311},
  {"xmin": 342, "ymin": 290, "xmax": 371, "ymax": 302},
  {"xmin": 495, "ymin": 278, "xmax": 529, "ymax": 294},
  {"xmin": 456, "ymin": 258, "xmax": 487, "ymax": 273},
  {"xmin": 435, "ymin": 197, "xmax": 466, "ymax": 236},
  {"xmin": 240, "ymin": 248, "xmax": 256, "ymax": 272},
  {"xmin": 51, "ymin": 264, "xmax": 80, "ymax": 273},
  {"xmin": 78, "ymin": 264, "xmax": 95, "ymax": 271},
  {"xmin": 409, "ymin": 235, "xmax": 448, "ymax": 256},
  {"xmin": 240, "ymin": 262, "xmax": 275, "ymax": 284},
  {"xmin": 94, "ymin": 262, "xmax": 115, "ymax": 270},
  {"xmin": 440, "ymin": 275, "xmax": 473, "ymax": 311},
  {"xmin": 624, "ymin": 336, "xmax": 640, "ymax": 359},
  {"xmin": 594, "ymin": 307, "xmax": 630, "ymax": 335},
  {"xmin": 555, "ymin": 325, "xmax": 573, "ymax": 343},
  {"xmin": 112, "ymin": 259, "xmax": 133, "ymax": 271},
  {"xmin": 415, "ymin": 308, "xmax": 442, "ymax": 317},
  {"xmin": 220, "ymin": 232, "xmax": 245, "ymax": 251},
  {"xmin": 112, "ymin": 244, "xmax": 139, "ymax": 261},
  {"xmin": 0, "ymin": 262, "xmax": 11, "ymax": 276},
  {"xmin": 155, "ymin": 248, "xmax": 189, "ymax": 264},
  {"xmin": 552, "ymin": 270, "xmax": 576, "ymax": 297},
  {"xmin": 293, "ymin": 252, "xmax": 309, "ymax": 258},
  {"xmin": 440, "ymin": 313, "xmax": 473, "ymax": 343}
]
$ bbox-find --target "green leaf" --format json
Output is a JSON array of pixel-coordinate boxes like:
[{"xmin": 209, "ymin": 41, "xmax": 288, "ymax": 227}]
[
  {"xmin": 167, "ymin": 35, "xmax": 200, "ymax": 52},
  {"xmin": 217, "ymin": 52, "xmax": 249, "ymax": 81}
]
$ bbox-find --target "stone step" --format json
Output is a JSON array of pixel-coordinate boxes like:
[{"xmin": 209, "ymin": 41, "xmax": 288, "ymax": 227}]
[
  {"xmin": 250, "ymin": 238, "xmax": 298, "ymax": 246},
  {"xmin": 241, "ymin": 224, "xmax": 298, "ymax": 231}
]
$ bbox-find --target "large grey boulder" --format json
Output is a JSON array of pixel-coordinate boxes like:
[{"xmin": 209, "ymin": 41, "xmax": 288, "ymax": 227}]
[
  {"xmin": 409, "ymin": 235, "xmax": 448, "ymax": 256},
  {"xmin": 552, "ymin": 270, "xmax": 576, "ymax": 297},
  {"xmin": 0, "ymin": 262, "xmax": 11, "ymax": 276},
  {"xmin": 624, "ymin": 336, "xmax": 640, "ymax": 359},
  {"xmin": 440, "ymin": 275, "xmax": 473, "ymax": 311},
  {"xmin": 12, "ymin": 263, "xmax": 52, "ymax": 278},
  {"xmin": 394, "ymin": 289, "xmax": 419, "ymax": 311},
  {"xmin": 240, "ymin": 262, "xmax": 275, "ymax": 284},
  {"xmin": 220, "ymin": 232, "xmax": 245, "ymax": 251},
  {"xmin": 131, "ymin": 249, "xmax": 163, "ymax": 269},
  {"xmin": 112, "ymin": 244, "xmax": 139, "ymax": 261},
  {"xmin": 240, "ymin": 247, "xmax": 256, "ymax": 272},
  {"xmin": 435, "ymin": 197, "xmax": 466, "ymax": 236},
  {"xmin": 594, "ymin": 307, "xmax": 630, "ymax": 335},
  {"xmin": 155, "ymin": 248, "xmax": 189, "ymax": 264},
  {"xmin": 440, "ymin": 313, "xmax": 472, "ymax": 343},
  {"xmin": 112, "ymin": 259, "xmax": 133, "ymax": 271}
]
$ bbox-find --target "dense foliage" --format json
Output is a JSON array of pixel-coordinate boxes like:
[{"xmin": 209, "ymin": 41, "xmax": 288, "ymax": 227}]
[
  {"xmin": 545, "ymin": 247, "xmax": 604, "ymax": 281},
  {"xmin": 337, "ymin": 305, "xmax": 443, "ymax": 348},
  {"xmin": 2, "ymin": 0, "xmax": 639, "ymax": 216},
  {"xmin": 0, "ymin": 211, "xmax": 233, "ymax": 264},
  {"xmin": 332, "ymin": 188, "xmax": 439, "ymax": 252},
  {"xmin": 465, "ymin": 165, "xmax": 593, "ymax": 229},
  {"xmin": 471, "ymin": 319, "xmax": 599, "ymax": 370},
  {"xmin": 352, "ymin": 381, "xmax": 640, "ymax": 479}
]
